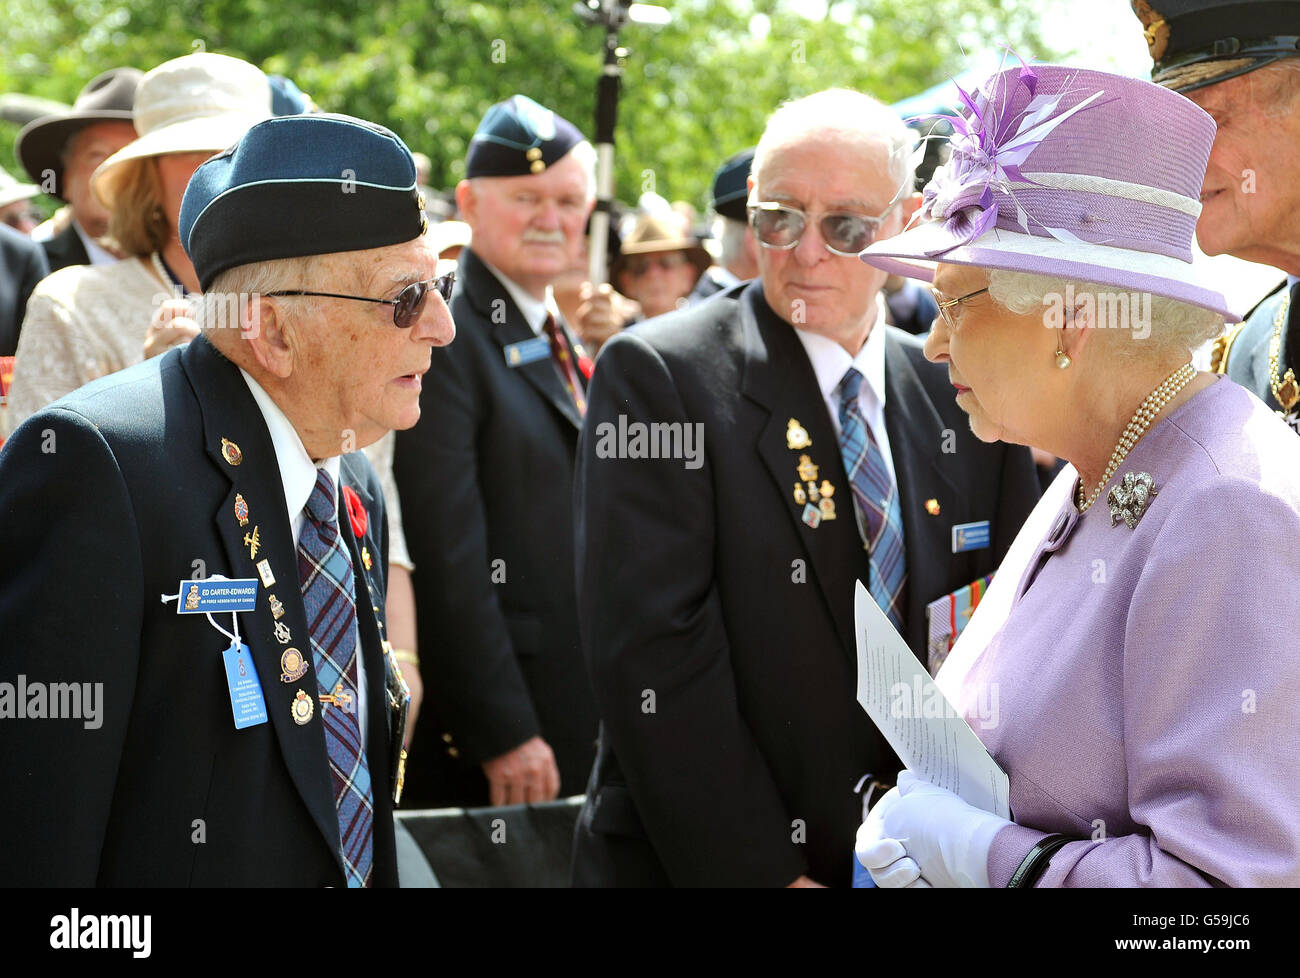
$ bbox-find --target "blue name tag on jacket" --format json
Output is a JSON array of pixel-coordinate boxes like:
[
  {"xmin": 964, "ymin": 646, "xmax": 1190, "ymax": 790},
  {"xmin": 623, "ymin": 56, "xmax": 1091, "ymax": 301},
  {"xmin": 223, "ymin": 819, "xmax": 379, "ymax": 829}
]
[
  {"xmin": 222, "ymin": 642, "xmax": 268, "ymax": 729},
  {"xmin": 503, "ymin": 336, "xmax": 551, "ymax": 368},
  {"xmin": 176, "ymin": 578, "xmax": 259, "ymax": 614},
  {"xmin": 951, "ymin": 520, "xmax": 991, "ymax": 553}
]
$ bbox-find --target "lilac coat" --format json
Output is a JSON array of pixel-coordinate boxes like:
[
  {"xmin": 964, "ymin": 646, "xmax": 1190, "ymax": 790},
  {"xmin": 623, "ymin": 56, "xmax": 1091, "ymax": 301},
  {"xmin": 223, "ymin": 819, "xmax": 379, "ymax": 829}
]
[{"xmin": 941, "ymin": 378, "xmax": 1300, "ymax": 886}]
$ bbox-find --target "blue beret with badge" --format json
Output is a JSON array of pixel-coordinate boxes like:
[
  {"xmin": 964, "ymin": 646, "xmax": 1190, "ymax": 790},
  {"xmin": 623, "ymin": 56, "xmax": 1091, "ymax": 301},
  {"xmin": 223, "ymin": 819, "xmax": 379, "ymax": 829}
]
[
  {"xmin": 179, "ymin": 112, "xmax": 425, "ymax": 290},
  {"xmin": 465, "ymin": 94, "xmax": 585, "ymax": 178},
  {"xmin": 711, "ymin": 148, "xmax": 754, "ymax": 222}
]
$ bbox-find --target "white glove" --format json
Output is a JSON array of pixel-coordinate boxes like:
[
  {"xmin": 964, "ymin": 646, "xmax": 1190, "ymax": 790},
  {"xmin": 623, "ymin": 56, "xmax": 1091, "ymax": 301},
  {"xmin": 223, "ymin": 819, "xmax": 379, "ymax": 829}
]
[{"xmin": 855, "ymin": 770, "xmax": 1010, "ymax": 888}]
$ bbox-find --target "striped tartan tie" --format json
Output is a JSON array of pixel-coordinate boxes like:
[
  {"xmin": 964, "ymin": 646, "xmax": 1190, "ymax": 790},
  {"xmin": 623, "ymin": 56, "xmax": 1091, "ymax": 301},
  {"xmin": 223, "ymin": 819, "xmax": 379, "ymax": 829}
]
[
  {"xmin": 297, "ymin": 468, "xmax": 374, "ymax": 888},
  {"xmin": 543, "ymin": 314, "xmax": 586, "ymax": 416},
  {"xmin": 836, "ymin": 367, "xmax": 907, "ymax": 631}
]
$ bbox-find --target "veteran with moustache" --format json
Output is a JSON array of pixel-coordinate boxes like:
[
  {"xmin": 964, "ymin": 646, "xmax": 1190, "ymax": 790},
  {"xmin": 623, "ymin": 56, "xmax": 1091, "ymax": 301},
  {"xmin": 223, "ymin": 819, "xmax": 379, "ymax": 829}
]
[
  {"xmin": 0, "ymin": 113, "xmax": 454, "ymax": 886},
  {"xmin": 1130, "ymin": 0, "xmax": 1300, "ymax": 429},
  {"xmin": 570, "ymin": 89, "xmax": 1041, "ymax": 888},
  {"xmin": 394, "ymin": 95, "xmax": 600, "ymax": 808}
]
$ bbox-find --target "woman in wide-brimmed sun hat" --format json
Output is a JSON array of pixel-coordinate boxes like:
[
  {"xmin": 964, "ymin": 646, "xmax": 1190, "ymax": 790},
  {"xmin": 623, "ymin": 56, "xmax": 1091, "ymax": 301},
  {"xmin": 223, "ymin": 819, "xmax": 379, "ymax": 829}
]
[
  {"xmin": 854, "ymin": 61, "xmax": 1300, "ymax": 887},
  {"xmin": 8, "ymin": 52, "xmax": 271, "ymax": 427}
]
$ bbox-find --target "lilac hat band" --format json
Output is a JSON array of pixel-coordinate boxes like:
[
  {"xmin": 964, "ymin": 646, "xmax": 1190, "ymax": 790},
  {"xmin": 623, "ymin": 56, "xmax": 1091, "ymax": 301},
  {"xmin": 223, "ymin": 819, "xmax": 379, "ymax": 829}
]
[{"xmin": 860, "ymin": 61, "xmax": 1235, "ymax": 321}]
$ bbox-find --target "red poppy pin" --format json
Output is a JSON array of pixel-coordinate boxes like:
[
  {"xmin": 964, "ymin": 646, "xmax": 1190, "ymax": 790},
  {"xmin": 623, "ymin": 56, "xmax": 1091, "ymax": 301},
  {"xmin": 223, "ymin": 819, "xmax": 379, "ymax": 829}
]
[
  {"xmin": 342, "ymin": 485, "xmax": 368, "ymax": 538},
  {"xmin": 577, "ymin": 354, "xmax": 594, "ymax": 380}
]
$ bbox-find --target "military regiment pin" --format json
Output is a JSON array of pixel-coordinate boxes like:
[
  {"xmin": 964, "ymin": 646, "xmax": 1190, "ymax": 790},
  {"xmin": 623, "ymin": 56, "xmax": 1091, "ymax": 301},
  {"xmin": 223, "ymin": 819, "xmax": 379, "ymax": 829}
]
[
  {"xmin": 796, "ymin": 454, "xmax": 818, "ymax": 482},
  {"xmin": 280, "ymin": 648, "xmax": 307, "ymax": 682},
  {"xmin": 273, "ymin": 619, "xmax": 292, "ymax": 644},
  {"xmin": 256, "ymin": 559, "xmax": 275, "ymax": 587},
  {"xmin": 791, "ymin": 453, "xmax": 836, "ymax": 526},
  {"xmin": 221, "ymin": 438, "xmax": 242, "ymax": 466},
  {"xmin": 269, "ymin": 594, "xmax": 285, "ymax": 620},
  {"xmin": 243, "ymin": 526, "xmax": 261, "ymax": 560},
  {"xmin": 925, "ymin": 498, "xmax": 941, "ymax": 516},
  {"xmin": 786, "ymin": 418, "xmax": 811, "ymax": 450},
  {"xmin": 319, "ymin": 682, "xmax": 354, "ymax": 713},
  {"xmin": 362, "ymin": 546, "xmax": 372, "ymax": 571},
  {"xmin": 291, "ymin": 689, "xmax": 314, "ymax": 724},
  {"xmin": 234, "ymin": 493, "xmax": 249, "ymax": 526}
]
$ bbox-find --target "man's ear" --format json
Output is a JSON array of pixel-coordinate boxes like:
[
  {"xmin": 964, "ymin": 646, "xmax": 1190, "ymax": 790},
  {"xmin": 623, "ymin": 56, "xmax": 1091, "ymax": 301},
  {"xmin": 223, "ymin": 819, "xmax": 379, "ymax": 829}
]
[
  {"xmin": 244, "ymin": 296, "xmax": 296, "ymax": 379},
  {"xmin": 455, "ymin": 179, "xmax": 476, "ymax": 226}
]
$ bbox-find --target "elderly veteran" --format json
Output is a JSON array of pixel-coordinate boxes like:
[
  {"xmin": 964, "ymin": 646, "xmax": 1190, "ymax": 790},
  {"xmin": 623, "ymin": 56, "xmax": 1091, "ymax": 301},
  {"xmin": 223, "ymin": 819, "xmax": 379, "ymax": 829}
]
[
  {"xmin": 855, "ymin": 63, "xmax": 1300, "ymax": 888},
  {"xmin": 1129, "ymin": 1, "xmax": 1300, "ymax": 433},
  {"xmin": 571, "ymin": 88, "xmax": 1040, "ymax": 888},
  {"xmin": 394, "ymin": 94, "xmax": 600, "ymax": 810},
  {"xmin": 0, "ymin": 111, "xmax": 453, "ymax": 886},
  {"xmin": 8, "ymin": 52, "xmax": 271, "ymax": 427}
]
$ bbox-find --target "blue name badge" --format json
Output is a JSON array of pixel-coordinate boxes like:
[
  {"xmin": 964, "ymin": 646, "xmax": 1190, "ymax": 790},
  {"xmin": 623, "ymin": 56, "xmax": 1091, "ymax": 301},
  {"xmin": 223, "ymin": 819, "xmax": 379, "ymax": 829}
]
[
  {"xmin": 503, "ymin": 336, "xmax": 552, "ymax": 368},
  {"xmin": 222, "ymin": 641, "xmax": 269, "ymax": 729},
  {"xmin": 951, "ymin": 520, "xmax": 991, "ymax": 553},
  {"xmin": 176, "ymin": 578, "xmax": 259, "ymax": 614}
]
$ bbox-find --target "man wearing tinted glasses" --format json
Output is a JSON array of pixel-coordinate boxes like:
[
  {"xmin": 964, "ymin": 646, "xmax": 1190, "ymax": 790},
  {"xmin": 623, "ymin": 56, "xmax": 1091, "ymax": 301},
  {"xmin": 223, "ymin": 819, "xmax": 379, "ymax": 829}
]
[
  {"xmin": 394, "ymin": 95, "xmax": 601, "ymax": 812},
  {"xmin": 571, "ymin": 89, "xmax": 1040, "ymax": 887},
  {"xmin": 0, "ymin": 113, "xmax": 452, "ymax": 886}
]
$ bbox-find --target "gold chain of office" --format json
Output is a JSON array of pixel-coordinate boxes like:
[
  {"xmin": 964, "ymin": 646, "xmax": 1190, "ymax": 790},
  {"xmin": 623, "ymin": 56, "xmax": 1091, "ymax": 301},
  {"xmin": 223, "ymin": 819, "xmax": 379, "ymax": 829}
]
[{"xmin": 1268, "ymin": 289, "xmax": 1299, "ymax": 412}]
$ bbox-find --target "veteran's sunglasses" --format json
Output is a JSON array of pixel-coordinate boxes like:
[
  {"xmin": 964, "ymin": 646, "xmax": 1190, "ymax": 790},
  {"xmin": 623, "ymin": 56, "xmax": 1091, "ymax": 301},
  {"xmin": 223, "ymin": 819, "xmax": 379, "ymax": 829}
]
[
  {"xmin": 267, "ymin": 270, "xmax": 455, "ymax": 328},
  {"xmin": 748, "ymin": 202, "xmax": 898, "ymax": 257}
]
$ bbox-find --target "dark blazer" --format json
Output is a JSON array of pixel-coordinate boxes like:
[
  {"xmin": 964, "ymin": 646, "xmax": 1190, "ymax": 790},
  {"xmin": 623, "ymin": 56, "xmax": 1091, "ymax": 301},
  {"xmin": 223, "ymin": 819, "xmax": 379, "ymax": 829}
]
[
  {"xmin": 1225, "ymin": 280, "xmax": 1298, "ymax": 415},
  {"xmin": 570, "ymin": 281, "xmax": 1041, "ymax": 887},
  {"xmin": 393, "ymin": 247, "xmax": 598, "ymax": 806},
  {"xmin": 1, "ymin": 224, "xmax": 48, "ymax": 357},
  {"xmin": 41, "ymin": 222, "xmax": 91, "ymax": 274},
  {"xmin": 0, "ymin": 336, "xmax": 400, "ymax": 886}
]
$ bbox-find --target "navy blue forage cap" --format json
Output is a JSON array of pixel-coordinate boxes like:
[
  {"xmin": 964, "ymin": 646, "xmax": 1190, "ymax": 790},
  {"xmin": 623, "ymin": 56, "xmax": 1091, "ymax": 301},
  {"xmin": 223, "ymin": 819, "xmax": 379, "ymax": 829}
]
[
  {"xmin": 1132, "ymin": 0, "xmax": 1300, "ymax": 91},
  {"xmin": 180, "ymin": 112, "xmax": 425, "ymax": 290},
  {"xmin": 710, "ymin": 147, "xmax": 754, "ymax": 222},
  {"xmin": 465, "ymin": 94, "xmax": 584, "ymax": 178}
]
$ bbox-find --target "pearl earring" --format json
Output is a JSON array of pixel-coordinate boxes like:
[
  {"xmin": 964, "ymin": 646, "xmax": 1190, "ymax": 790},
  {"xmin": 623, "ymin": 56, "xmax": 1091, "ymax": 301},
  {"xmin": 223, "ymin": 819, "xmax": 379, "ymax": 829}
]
[{"xmin": 1055, "ymin": 348, "xmax": 1072, "ymax": 369}]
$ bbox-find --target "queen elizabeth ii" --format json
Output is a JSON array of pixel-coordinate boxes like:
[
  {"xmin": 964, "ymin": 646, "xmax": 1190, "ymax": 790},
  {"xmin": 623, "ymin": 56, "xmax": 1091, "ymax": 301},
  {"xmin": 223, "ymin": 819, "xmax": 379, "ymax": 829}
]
[{"xmin": 854, "ymin": 62, "xmax": 1300, "ymax": 887}]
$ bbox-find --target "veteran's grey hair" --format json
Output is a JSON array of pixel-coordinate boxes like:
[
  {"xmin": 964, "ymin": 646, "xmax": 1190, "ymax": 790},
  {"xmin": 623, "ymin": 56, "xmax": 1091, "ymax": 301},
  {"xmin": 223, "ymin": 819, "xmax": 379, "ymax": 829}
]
[{"xmin": 751, "ymin": 88, "xmax": 917, "ymax": 203}]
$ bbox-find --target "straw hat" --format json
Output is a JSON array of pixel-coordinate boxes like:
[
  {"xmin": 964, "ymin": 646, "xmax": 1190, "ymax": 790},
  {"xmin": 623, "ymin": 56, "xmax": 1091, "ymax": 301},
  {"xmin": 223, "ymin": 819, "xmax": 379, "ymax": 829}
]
[
  {"xmin": 612, "ymin": 212, "xmax": 711, "ymax": 279},
  {"xmin": 860, "ymin": 62, "xmax": 1235, "ymax": 320},
  {"xmin": 91, "ymin": 53, "xmax": 272, "ymax": 210}
]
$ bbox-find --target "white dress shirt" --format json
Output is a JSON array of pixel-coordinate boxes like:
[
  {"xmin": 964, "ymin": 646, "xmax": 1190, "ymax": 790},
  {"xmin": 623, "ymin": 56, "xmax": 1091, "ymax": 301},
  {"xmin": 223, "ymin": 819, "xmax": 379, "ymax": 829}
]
[
  {"xmin": 792, "ymin": 298, "xmax": 897, "ymax": 485},
  {"xmin": 75, "ymin": 221, "xmax": 120, "ymax": 266},
  {"xmin": 240, "ymin": 369, "xmax": 367, "ymax": 733},
  {"xmin": 479, "ymin": 255, "xmax": 564, "ymax": 334}
]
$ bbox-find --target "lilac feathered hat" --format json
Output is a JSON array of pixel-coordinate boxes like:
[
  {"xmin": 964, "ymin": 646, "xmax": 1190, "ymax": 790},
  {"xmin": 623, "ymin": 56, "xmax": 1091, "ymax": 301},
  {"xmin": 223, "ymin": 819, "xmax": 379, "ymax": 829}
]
[{"xmin": 860, "ymin": 61, "xmax": 1235, "ymax": 320}]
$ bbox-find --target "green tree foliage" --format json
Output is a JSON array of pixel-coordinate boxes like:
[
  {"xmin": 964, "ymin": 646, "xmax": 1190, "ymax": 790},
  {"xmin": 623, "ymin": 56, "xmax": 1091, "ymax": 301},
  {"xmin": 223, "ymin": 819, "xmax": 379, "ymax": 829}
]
[{"xmin": 1, "ymin": 0, "xmax": 1055, "ymax": 212}]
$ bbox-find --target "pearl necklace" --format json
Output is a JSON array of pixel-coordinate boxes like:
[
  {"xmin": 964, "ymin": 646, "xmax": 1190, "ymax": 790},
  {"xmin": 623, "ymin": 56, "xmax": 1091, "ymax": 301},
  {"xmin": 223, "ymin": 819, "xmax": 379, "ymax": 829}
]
[
  {"xmin": 1076, "ymin": 362, "xmax": 1196, "ymax": 513},
  {"xmin": 150, "ymin": 251, "xmax": 189, "ymax": 296}
]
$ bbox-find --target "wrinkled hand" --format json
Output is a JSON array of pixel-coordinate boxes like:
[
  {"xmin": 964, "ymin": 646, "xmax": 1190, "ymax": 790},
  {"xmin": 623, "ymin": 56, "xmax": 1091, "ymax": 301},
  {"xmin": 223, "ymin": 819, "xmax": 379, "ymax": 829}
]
[
  {"xmin": 144, "ymin": 298, "xmax": 200, "ymax": 359},
  {"xmin": 855, "ymin": 771, "xmax": 1009, "ymax": 888},
  {"xmin": 482, "ymin": 735, "xmax": 560, "ymax": 806},
  {"xmin": 575, "ymin": 282, "xmax": 623, "ymax": 355}
]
